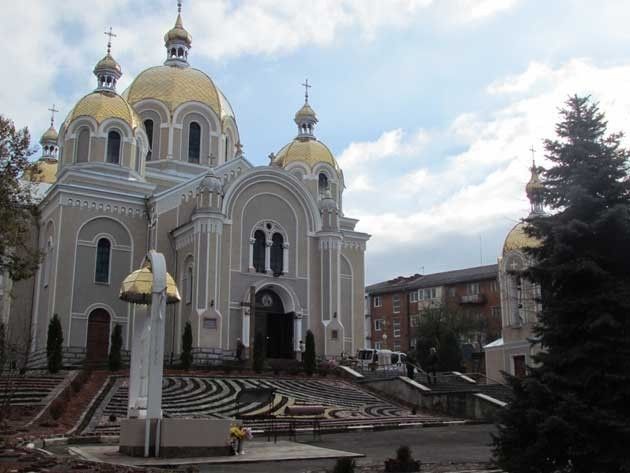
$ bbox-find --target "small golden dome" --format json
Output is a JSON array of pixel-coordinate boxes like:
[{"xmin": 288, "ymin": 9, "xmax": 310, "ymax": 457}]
[
  {"xmin": 67, "ymin": 91, "xmax": 140, "ymax": 129},
  {"xmin": 119, "ymin": 265, "xmax": 181, "ymax": 305},
  {"xmin": 40, "ymin": 125, "xmax": 58, "ymax": 143},
  {"xmin": 502, "ymin": 222, "xmax": 539, "ymax": 256},
  {"xmin": 164, "ymin": 13, "xmax": 192, "ymax": 46},
  {"xmin": 273, "ymin": 138, "xmax": 340, "ymax": 171},
  {"xmin": 123, "ymin": 66, "xmax": 224, "ymax": 119},
  {"xmin": 24, "ymin": 158, "xmax": 58, "ymax": 184},
  {"xmin": 295, "ymin": 103, "xmax": 317, "ymax": 121},
  {"xmin": 94, "ymin": 53, "xmax": 121, "ymax": 74},
  {"xmin": 525, "ymin": 170, "xmax": 544, "ymax": 197}
]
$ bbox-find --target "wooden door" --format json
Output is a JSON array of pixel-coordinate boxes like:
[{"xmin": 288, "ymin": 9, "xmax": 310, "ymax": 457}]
[
  {"xmin": 86, "ymin": 309, "xmax": 111, "ymax": 362},
  {"xmin": 513, "ymin": 355, "xmax": 526, "ymax": 378}
]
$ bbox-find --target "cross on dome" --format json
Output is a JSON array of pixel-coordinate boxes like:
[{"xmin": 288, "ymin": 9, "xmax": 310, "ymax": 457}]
[
  {"xmin": 301, "ymin": 79, "xmax": 311, "ymax": 103},
  {"xmin": 48, "ymin": 104, "xmax": 59, "ymax": 127},
  {"xmin": 104, "ymin": 27, "xmax": 117, "ymax": 55}
]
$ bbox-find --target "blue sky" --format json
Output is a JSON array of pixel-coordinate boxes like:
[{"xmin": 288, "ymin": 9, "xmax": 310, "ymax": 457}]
[{"xmin": 4, "ymin": 0, "xmax": 630, "ymax": 284}]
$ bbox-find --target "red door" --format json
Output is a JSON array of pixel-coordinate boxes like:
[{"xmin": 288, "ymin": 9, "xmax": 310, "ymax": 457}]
[
  {"xmin": 513, "ymin": 355, "xmax": 526, "ymax": 378},
  {"xmin": 86, "ymin": 309, "xmax": 111, "ymax": 362}
]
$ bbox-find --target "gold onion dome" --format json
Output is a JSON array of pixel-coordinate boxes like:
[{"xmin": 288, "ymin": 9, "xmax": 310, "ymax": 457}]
[
  {"xmin": 123, "ymin": 66, "xmax": 225, "ymax": 119},
  {"xmin": 94, "ymin": 53, "xmax": 122, "ymax": 75},
  {"xmin": 66, "ymin": 91, "xmax": 141, "ymax": 129},
  {"xmin": 273, "ymin": 138, "xmax": 340, "ymax": 171},
  {"xmin": 502, "ymin": 222, "xmax": 539, "ymax": 256},
  {"xmin": 119, "ymin": 264, "xmax": 181, "ymax": 305},
  {"xmin": 40, "ymin": 125, "xmax": 58, "ymax": 143},
  {"xmin": 164, "ymin": 13, "xmax": 192, "ymax": 46},
  {"xmin": 525, "ymin": 166, "xmax": 544, "ymax": 200},
  {"xmin": 295, "ymin": 103, "xmax": 317, "ymax": 121}
]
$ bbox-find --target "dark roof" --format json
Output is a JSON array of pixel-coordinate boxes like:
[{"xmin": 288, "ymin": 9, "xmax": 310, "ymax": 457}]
[{"xmin": 366, "ymin": 264, "xmax": 498, "ymax": 295}]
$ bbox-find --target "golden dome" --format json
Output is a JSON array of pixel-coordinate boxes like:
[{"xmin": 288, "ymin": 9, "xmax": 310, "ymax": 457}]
[
  {"xmin": 274, "ymin": 138, "xmax": 339, "ymax": 171},
  {"xmin": 67, "ymin": 91, "xmax": 141, "ymax": 129},
  {"xmin": 123, "ymin": 66, "xmax": 223, "ymax": 119},
  {"xmin": 525, "ymin": 169, "xmax": 544, "ymax": 197},
  {"xmin": 119, "ymin": 265, "xmax": 181, "ymax": 305},
  {"xmin": 94, "ymin": 53, "xmax": 121, "ymax": 74},
  {"xmin": 295, "ymin": 103, "xmax": 317, "ymax": 121},
  {"xmin": 40, "ymin": 125, "xmax": 58, "ymax": 143},
  {"xmin": 24, "ymin": 158, "xmax": 58, "ymax": 184},
  {"xmin": 164, "ymin": 13, "xmax": 192, "ymax": 46},
  {"xmin": 502, "ymin": 222, "xmax": 539, "ymax": 256}
]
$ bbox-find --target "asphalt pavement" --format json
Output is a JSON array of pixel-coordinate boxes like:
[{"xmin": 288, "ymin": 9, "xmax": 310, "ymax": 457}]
[{"xmin": 200, "ymin": 423, "xmax": 496, "ymax": 473}]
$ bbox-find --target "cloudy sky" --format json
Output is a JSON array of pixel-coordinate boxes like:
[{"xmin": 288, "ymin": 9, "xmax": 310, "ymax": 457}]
[{"xmin": 4, "ymin": 0, "xmax": 630, "ymax": 284}]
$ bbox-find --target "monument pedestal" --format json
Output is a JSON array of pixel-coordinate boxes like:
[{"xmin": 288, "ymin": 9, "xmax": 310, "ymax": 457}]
[{"xmin": 119, "ymin": 418, "xmax": 233, "ymax": 458}]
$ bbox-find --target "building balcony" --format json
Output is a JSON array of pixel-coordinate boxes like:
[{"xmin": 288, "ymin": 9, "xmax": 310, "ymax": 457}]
[{"xmin": 459, "ymin": 293, "xmax": 486, "ymax": 304}]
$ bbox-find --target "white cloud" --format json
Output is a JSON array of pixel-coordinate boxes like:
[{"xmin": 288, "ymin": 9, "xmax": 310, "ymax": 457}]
[{"xmin": 344, "ymin": 58, "xmax": 630, "ymax": 257}]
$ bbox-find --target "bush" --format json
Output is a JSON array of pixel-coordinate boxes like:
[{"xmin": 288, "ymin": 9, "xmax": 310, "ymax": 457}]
[
  {"xmin": 46, "ymin": 314, "xmax": 63, "ymax": 373},
  {"xmin": 108, "ymin": 324, "xmax": 123, "ymax": 371},
  {"xmin": 333, "ymin": 457, "xmax": 356, "ymax": 473},
  {"xmin": 303, "ymin": 330, "xmax": 316, "ymax": 376},
  {"xmin": 385, "ymin": 445, "xmax": 421, "ymax": 472},
  {"xmin": 181, "ymin": 322, "xmax": 193, "ymax": 370},
  {"xmin": 253, "ymin": 331, "xmax": 265, "ymax": 373}
]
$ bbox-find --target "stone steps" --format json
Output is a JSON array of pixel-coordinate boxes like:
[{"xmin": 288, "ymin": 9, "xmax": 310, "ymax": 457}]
[{"xmin": 86, "ymin": 375, "xmax": 458, "ymax": 435}]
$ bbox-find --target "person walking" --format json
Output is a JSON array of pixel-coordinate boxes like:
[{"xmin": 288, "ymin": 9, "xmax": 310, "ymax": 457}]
[
  {"xmin": 236, "ymin": 338, "xmax": 245, "ymax": 361},
  {"xmin": 406, "ymin": 352, "xmax": 416, "ymax": 380},
  {"xmin": 298, "ymin": 340, "xmax": 305, "ymax": 362},
  {"xmin": 427, "ymin": 347, "xmax": 439, "ymax": 384}
]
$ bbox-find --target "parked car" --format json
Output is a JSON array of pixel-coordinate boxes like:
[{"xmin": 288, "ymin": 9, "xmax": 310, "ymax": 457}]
[{"xmin": 356, "ymin": 349, "xmax": 407, "ymax": 373}]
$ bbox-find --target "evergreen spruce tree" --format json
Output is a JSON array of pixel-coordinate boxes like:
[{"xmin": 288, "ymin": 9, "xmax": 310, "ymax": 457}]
[
  {"xmin": 493, "ymin": 95, "xmax": 630, "ymax": 473},
  {"xmin": 304, "ymin": 330, "xmax": 316, "ymax": 376},
  {"xmin": 180, "ymin": 321, "xmax": 193, "ymax": 370},
  {"xmin": 108, "ymin": 324, "xmax": 123, "ymax": 371},
  {"xmin": 46, "ymin": 314, "xmax": 63, "ymax": 373},
  {"xmin": 252, "ymin": 331, "xmax": 265, "ymax": 373}
]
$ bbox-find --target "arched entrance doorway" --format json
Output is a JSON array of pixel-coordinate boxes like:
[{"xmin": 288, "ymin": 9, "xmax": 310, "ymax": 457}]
[
  {"xmin": 255, "ymin": 289, "xmax": 294, "ymax": 359},
  {"xmin": 86, "ymin": 309, "xmax": 111, "ymax": 362}
]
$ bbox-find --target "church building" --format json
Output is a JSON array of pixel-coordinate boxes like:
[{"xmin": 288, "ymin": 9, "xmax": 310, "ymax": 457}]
[
  {"xmin": 484, "ymin": 161, "xmax": 544, "ymax": 380},
  {"xmin": 8, "ymin": 4, "xmax": 369, "ymax": 365}
]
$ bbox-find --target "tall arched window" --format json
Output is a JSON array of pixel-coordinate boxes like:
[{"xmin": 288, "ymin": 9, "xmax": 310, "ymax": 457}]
[
  {"xmin": 270, "ymin": 233, "xmax": 284, "ymax": 275},
  {"xmin": 76, "ymin": 128, "xmax": 90, "ymax": 163},
  {"xmin": 95, "ymin": 238, "xmax": 111, "ymax": 283},
  {"xmin": 318, "ymin": 173, "xmax": 329, "ymax": 193},
  {"xmin": 135, "ymin": 139, "xmax": 142, "ymax": 172},
  {"xmin": 253, "ymin": 230, "xmax": 266, "ymax": 273},
  {"xmin": 43, "ymin": 238, "xmax": 53, "ymax": 287},
  {"xmin": 188, "ymin": 122, "xmax": 201, "ymax": 164},
  {"xmin": 144, "ymin": 119, "xmax": 153, "ymax": 161},
  {"xmin": 185, "ymin": 265, "xmax": 193, "ymax": 304},
  {"xmin": 106, "ymin": 130, "xmax": 121, "ymax": 164}
]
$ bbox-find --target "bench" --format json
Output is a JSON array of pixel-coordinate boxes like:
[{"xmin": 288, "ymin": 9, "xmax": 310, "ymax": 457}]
[{"xmin": 284, "ymin": 405, "xmax": 325, "ymax": 440}]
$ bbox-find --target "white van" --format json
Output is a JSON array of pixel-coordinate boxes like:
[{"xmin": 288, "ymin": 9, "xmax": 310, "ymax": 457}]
[{"xmin": 356, "ymin": 349, "xmax": 407, "ymax": 372}]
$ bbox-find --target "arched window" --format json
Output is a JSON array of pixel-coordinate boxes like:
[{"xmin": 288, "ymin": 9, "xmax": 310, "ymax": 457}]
[
  {"xmin": 135, "ymin": 139, "xmax": 142, "ymax": 172},
  {"xmin": 95, "ymin": 238, "xmax": 111, "ymax": 283},
  {"xmin": 76, "ymin": 127, "xmax": 90, "ymax": 163},
  {"xmin": 185, "ymin": 265, "xmax": 193, "ymax": 304},
  {"xmin": 188, "ymin": 122, "xmax": 201, "ymax": 164},
  {"xmin": 144, "ymin": 119, "xmax": 153, "ymax": 161},
  {"xmin": 106, "ymin": 130, "xmax": 121, "ymax": 164},
  {"xmin": 318, "ymin": 173, "xmax": 329, "ymax": 193},
  {"xmin": 271, "ymin": 233, "xmax": 284, "ymax": 275},
  {"xmin": 253, "ymin": 230, "xmax": 266, "ymax": 273},
  {"xmin": 43, "ymin": 238, "xmax": 53, "ymax": 287}
]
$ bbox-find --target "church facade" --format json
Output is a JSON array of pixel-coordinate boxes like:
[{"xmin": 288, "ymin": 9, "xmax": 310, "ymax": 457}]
[{"xmin": 9, "ymin": 5, "xmax": 369, "ymax": 364}]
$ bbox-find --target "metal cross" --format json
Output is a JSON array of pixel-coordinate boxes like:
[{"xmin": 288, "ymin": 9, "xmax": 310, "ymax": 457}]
[
  {"xmin": 177, "ymin": 0, "xmax": 182, "ymax": 14},
  {"xmin": 104, "ymin": 27, "xmax": 117, "ymax": 55},
  {"xmin": 301, "ymin": 79, "xmax": 311, "ymax": 103},
  {"xmin": 48, "ymin": 104, "xmax": 59, "ymax": 126},
  {"xmin": 529, "ymin": 145, "xmax": 536, "ymax": 166}
]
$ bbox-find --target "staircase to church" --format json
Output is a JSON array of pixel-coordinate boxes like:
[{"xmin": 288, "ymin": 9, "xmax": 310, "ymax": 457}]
[
  {"xmin": 83, "ymin": 375, "xmax": 460, "ymax": 436},
  {"xmin": 0, "ymin": 373, "xmax": 68, "ymax": 406}
]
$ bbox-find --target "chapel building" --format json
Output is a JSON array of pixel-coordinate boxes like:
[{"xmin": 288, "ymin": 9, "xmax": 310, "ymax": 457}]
[{"xmin": 7, "ymin": 4, "xmax": 369, "ymax": 366}]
